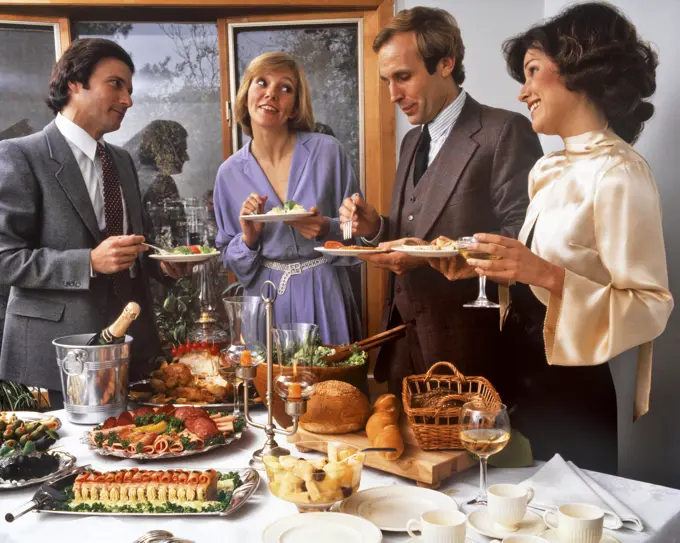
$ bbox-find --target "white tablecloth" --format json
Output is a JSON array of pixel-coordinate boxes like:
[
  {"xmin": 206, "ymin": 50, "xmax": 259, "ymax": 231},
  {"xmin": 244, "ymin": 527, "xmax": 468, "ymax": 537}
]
[{"xmin": 1, "ymin": 409, "xmax": 678, "ymax": 543}]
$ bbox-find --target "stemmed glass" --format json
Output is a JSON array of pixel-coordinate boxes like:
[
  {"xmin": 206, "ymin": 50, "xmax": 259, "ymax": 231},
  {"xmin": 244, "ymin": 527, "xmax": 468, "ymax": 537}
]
[
  {"xmin": 459, "ymin": 400, "xmax": 511, "ymax": 505},
  {"xmin": 221, "ymin": 296, "xmax": 266, "ymax": 415},
  {"xmin": 272, "ymin": 323, "xmax": 319, "ymax": 402},
  {"xmin": 457, "ymin": 236, "xmax": 500, "ymax": 308}
]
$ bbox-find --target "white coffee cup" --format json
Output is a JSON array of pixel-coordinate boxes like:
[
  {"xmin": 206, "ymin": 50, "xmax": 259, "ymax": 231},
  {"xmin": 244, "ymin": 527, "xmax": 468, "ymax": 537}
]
[
  {"xmin": 543, "ymin": 503, "xmax": 604, "ymax": 543},
  {"xmin": 487, "ymin": 484, "xmax": 535, "ymax": 531},
  {"xmin": 491, "ymin": 536, "xmax": 550, "ymax": 543},
  {"xmin": 406, "ymin": 508, "xmax": 467, "ymax": 543}
]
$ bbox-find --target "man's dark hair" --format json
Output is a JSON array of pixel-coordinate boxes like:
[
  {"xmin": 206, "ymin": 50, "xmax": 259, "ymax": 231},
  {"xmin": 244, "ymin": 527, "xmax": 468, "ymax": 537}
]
[
  {"xmin": 46, "ymin": 38, "xmax": 135, "ymax": 115},
  {"xmin": 503, "ymin": 2, "xmax": 657, "ymax": 144}
]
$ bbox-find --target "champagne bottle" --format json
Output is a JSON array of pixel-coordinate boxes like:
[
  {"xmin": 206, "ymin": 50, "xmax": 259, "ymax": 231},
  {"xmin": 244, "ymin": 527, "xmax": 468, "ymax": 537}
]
[{"xmin": 87, "ymin": 302, "xmax": 141, "ymax": 346}]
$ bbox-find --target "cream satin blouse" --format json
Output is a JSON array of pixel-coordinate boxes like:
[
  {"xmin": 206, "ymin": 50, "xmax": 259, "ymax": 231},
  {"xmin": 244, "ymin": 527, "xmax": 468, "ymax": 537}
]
[{"xmin": 500, "ymin": 129, "xmax": 673, "ymax": 419}]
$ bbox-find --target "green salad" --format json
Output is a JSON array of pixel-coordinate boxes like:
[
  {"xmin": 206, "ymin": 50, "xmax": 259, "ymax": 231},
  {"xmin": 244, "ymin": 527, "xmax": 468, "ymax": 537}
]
[{"xmin": 269, "ymin": 200, "xmax": 307, "ymax": 214}]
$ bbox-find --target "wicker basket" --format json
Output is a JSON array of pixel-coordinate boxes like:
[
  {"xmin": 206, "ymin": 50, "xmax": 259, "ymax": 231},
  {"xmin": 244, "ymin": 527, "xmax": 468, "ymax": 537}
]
[{"xmin": 402, "ymin": 361, "xmax": 501, "ymax": 451}]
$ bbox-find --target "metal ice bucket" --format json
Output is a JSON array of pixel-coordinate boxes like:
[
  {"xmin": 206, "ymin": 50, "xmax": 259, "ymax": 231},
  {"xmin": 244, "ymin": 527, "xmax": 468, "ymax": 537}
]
[{"xmin": 53, "ymin": 334, "xmax": 132, "ymax": 424}]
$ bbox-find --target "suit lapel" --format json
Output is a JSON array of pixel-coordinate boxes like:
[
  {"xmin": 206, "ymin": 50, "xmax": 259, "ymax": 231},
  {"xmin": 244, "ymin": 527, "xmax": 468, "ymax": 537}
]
[
  {"xmin": 415, "ymin": 96, "xmax": 482, "ymax": 240},
  {"xmin": 108, "ymin": 145, "xmax": 143, "ymax": 235},
  {"xmin": 390, "ymin": 130, "xmax": 419, "ymax": 239},
  {"xmin": 45, "ymin": 122, "xmax": 103, "ymax": 243}
]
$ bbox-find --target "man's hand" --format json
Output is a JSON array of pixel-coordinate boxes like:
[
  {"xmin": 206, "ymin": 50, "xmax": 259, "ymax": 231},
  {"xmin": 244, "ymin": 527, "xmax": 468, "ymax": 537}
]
[
  {"xmin": 339, "ymin": 193, "xmax": 381, "ymax": 239},
  {"xmin": 239, "ymin": 193, "xmax": 268, "ymax": 249},
  {"xmin": 426, "ymin": 255, "xmax": 478, "ymax": 281},
  {"xmin": 91, "ymin": 235, "xmax": 147, "ymax": 275},
  {"xmin": 160, "ymin": 261, "xmax": 193, "ymax": 279},
  {"xmin": 357, "ymin": 238, "xmax": 425, "ymax": 275},
  {"xmin": 284, "ymin": 206, "xmax": 330, "ymax": 240}
]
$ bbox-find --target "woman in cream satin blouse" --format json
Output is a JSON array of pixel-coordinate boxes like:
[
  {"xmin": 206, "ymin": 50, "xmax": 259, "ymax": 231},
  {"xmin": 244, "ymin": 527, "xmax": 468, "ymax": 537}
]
[{"xmin": 431, "ymin": 3, "xmax": 673, "ymax": 473}]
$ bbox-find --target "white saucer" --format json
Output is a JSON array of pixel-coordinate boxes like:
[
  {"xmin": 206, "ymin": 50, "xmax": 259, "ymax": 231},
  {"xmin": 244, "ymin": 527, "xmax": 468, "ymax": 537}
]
[
  {"xmin": 315, "ymin": 246, "xmax": 390, "ymax": 256},
  {"xmin": 340, "ymin": 485, "xmax": 458, "ymax": 532},
  {"xmin": 262, "ymin": 512, "xmax": 382, "ymax": 543},
  {"xmin": 467, "ymin": 509, "xmax": 546, "ymax": 539},
  {"xmin": 542, "ymin": 530, "xmax": 620, "ymax": 543},
  {"xmin": 392, "ymin": 245, "xmax": 459, "ymax": 258},
  {"xmin": 149, "ymin": 252, "xmax": 218, "ymax": 263}
]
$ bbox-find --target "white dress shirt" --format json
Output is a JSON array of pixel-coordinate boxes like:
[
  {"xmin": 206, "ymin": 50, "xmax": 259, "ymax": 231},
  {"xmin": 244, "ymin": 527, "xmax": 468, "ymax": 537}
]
[
  {"xmin": 363, "ymin": 88, "xmax": 468, "ymax": 244},
  {"xmin": 55, "ymin": 113, "xmax": 129, "ymax": 234}
]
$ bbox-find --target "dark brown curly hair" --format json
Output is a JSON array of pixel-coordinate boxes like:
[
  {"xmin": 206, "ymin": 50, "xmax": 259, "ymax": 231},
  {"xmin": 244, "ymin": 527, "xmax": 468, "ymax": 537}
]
[{"xmin": 503, "ymin": 2, "xmax": 657, "ymax": 144}]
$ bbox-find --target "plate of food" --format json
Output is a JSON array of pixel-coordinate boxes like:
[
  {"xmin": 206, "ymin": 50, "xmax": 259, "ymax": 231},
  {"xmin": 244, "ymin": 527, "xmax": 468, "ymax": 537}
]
[
  {"xmin": 149, "ymin": 245, "xmax": 219, "ymax": 263},
  {"xmin": 83, "ymin": 405, "xmax": 245, "ymax": 460},
  {"xmin": 9, "ymin": 466, "xmax": 259, "ymax": 518},
  {"xmin": 128, "ymin": 379, "xmax": 261, "ymax": 409},
  {"xmin": 0, "ymin": 450, "xmax": 76, "ymax": 490},
  {"xmin": 315, "ymin": 241, "xmax": 390, "ymax": 257},
  {"xmin": 240, "ymin": 200, "xmax": 315, "ymax": 222},
  {"xmin": 1, "ymin": 412, "xmax": 61, "ymax": 457},
  {"xmin": 391, "ymin": 236, "xmax": 459, "ymax": 258}
]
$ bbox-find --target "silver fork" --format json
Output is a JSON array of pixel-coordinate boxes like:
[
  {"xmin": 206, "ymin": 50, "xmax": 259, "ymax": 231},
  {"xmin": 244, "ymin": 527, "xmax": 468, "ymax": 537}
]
[{"xmin": 342, "ymin": 194, "xmax": 358, "ymax": 240}]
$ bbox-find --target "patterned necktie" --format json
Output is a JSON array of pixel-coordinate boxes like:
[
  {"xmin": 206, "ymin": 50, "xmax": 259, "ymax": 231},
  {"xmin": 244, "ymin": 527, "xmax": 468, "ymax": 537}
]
[
  {"xmin": 96, "ymin": 142, "xmax": 133, "ymax": 302},
  {"xmin": 413, "ymin": 124, "xmax": 431, "ymax": 186}
]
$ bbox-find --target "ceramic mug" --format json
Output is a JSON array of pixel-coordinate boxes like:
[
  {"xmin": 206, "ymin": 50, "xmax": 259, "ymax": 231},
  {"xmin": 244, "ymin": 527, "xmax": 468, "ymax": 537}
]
[
  {"xmin": 487, "ymin": 484, "xmax": 535, "ymax": 530},
  {"xmin": 406, "ymin": 509, "xmax": 467, "ymax": 543},
  {"xmin": 543, "ymin": 503, "xmax": 604, "ymax": 543},
  {"xmin": 490, "ymin": 536, "xmax": 550, "ymax": 543}
]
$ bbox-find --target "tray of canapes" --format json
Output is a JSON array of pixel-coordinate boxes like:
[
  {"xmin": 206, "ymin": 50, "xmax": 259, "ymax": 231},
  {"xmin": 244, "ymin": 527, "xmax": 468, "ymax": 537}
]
[
  {"xmin": 82, "ymin": 406, "xmax": 245, "ymax": 460},
  {"xmin": 5, "ymin": 466, "xmax": 259, "ymax": 520}
]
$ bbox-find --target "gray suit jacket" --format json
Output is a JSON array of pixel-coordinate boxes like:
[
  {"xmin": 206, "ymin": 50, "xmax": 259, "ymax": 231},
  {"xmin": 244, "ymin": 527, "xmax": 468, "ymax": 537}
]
[
  {"xmin": 0, "ymin": 121, "xmax": 165, "ymax": 390},
  {"xmin": 374, "ymin": 96, "xmax": 544, "ymax": 393}
]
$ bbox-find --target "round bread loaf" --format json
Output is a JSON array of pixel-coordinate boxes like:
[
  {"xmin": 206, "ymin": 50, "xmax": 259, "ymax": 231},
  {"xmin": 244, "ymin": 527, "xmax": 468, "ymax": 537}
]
[{"xmin": 299, "ymin": 380, "xmax": 371, "ymax": 434}]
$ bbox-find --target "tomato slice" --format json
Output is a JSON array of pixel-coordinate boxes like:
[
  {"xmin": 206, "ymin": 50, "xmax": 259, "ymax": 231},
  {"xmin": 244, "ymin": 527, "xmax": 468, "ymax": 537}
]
[{"xmin": 189, "ymin": 245, "xmax": 201, "ymax": 254}]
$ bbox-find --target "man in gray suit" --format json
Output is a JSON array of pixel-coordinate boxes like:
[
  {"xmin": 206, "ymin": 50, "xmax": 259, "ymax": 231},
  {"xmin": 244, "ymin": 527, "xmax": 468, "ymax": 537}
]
[
  {"xmin": 340, "ymin": 7, "xmax": 543, "ymax": 397},
  {"xmin": 0, "ymin": 38, "xmax": 186, "ymax": 406}
]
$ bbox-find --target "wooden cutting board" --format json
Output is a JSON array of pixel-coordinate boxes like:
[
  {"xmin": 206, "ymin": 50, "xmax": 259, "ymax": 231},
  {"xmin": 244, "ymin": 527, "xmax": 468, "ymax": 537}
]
[{"xmin": 287, "ymin": 417, "xmax": 474, "ymax": 489}]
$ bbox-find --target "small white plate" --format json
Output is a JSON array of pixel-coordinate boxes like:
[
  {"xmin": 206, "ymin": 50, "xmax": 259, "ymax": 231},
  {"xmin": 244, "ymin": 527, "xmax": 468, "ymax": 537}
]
[
  {"xmin": 149, "ymin": 252, "xmax": 219, "ymax": 263},
  {"xmin": 1, "ymin": 411, "xmax": 61, "ymax": 431},
  {"xmin": 262, "ymin": 512, "xmax": 382, "ymax": 543},
  {"xmin": 542, "ymin": 530, "xmax": 620, "ymax": 543},
  {"xmin": 392, "ymin": 245, "xmax": 459, "ymax": 258},
  {"xmin": 340, "ymin": 485, "xmax": 458, "ymax": 532},
  {"xmin": 467, "ymin": 509, "xmax": 546, "ymax": 539},
  {"xmin": 240, "ymin": 211, "xmax": 314, "ymax": 222},
  {"xmin": 315, "ymin": 246, "xmax": 390, "ymax": 257}
]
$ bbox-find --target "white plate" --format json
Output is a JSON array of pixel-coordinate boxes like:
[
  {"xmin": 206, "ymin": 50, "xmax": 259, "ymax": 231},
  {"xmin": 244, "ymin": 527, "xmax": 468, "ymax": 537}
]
[
  {"xmin": 263, "ymin": 512, "xmax": 382, "ymax": 543},
  {"xmin": 467, "ymin": 509, "xmax": 546, "ymax": 539},
  {"xmin": 0, "ymin": 411, "xmax": 62, "ymax": 431},
  {"xmin": 240, "ymin": 211, "xmax": 314, "ymax": 222},
  {"xmin": 542, "ymin": 530, "xmax": 620, "ymax": 543},
  {"xmin": 315, "ymin": 246, "xmax": 390, "ymax": 257},
  {"xmin": 392, "ymin": 245, "xmax": 459, "ymax": 258},
  {"xmin": 340, "ymin": 485, "xmax": 458, "ymax": 532},
  {"xmin": 149, "ymin": 252, "xmax": 219, "ymax": 263}
]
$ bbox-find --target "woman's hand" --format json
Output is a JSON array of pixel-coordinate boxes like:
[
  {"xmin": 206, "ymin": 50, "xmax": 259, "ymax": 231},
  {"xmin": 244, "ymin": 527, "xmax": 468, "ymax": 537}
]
[
  {"xmin": 284, "ymin": 206, "xmax": 330, "ymax": 240},
  {"xmin": 463, "ymin": 233, "xmax": 566, "ymax": 296},
  {"xmin": 239, "ymin": 193, "xmax": 268, "ymax": 249}
]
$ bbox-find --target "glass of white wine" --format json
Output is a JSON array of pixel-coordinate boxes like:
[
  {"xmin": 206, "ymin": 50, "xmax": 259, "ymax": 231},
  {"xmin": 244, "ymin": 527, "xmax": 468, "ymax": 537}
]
[
  {"xmin": 459, "ymin": 400, "xmax": 511, "ymax": 505},
  {"xmin": 457, "ymin": 236, "xmax": 501, "ymax": 308}
]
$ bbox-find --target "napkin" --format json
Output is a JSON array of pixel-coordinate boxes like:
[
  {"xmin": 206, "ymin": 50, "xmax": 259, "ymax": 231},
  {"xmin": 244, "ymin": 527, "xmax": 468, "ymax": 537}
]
[{"xmin": 519, "ymin": 454, "xmax": 644, "ymax": 532}]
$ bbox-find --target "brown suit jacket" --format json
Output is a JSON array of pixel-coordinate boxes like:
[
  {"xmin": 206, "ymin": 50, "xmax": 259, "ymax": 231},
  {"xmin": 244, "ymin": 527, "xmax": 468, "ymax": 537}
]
[{"xmin": 374, "ymin": 95, "xmax": 543, "ymax": 396}]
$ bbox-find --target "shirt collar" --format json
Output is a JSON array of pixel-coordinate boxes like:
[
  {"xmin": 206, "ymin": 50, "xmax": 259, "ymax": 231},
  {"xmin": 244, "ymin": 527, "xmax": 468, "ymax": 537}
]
[
  {"xmin": 425, "ymin": 88, "xmax": 467, "ymax": 141},
  {"xmin": 55, "ymin": 113, "xmax": 104, "ymax": 161}
]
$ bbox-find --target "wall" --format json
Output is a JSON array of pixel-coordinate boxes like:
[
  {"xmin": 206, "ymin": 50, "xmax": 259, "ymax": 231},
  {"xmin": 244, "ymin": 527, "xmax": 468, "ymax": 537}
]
[{"xmin": 394, "ymin": 0, "xmax": 680, "ymax": 488}]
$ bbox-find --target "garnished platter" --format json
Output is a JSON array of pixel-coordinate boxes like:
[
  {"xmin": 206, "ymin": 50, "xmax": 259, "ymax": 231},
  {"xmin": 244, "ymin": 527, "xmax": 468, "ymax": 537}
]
[
  {"xmin": 128, "ymin": 379, "xmax": 261, "ymax": 409},
  {"xmin": 82, "ymin": 406, "xmax": 245, "ymax": 460},
  {"xmin": 0, "ymin": 451, "xmax": 76, "ymax": 490}
]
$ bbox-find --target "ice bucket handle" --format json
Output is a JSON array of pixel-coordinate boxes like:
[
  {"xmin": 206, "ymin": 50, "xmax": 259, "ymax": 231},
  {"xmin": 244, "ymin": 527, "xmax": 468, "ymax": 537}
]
[{"xmin": 61, "ymin": 349, "xmax": 88, "ymax": 376}]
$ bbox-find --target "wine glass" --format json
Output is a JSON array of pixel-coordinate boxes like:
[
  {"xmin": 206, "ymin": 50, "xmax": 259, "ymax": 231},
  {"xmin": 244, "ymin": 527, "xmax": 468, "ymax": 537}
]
[
  {"xmin": 457, "ymin": 236, "xmax": 500, "ymax": 308},
  {"xmin": 459, "ymin": 400, "xmax": 511, "ymax": 505}
]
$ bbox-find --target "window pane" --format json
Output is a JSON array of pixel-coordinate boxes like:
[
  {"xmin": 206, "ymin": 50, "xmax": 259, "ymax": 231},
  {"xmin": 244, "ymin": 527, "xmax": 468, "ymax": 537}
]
[
  {"xmin": 0, "ymin": 23, "xmax": 57, "ymax": 140},
  {"xmin": 75, "ymin": 22, "xmax": 223, "ymax": 207}
]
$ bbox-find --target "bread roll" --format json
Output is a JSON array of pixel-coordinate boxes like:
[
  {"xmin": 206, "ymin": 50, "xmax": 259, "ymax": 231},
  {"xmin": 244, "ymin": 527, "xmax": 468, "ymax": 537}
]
[
  {"xmin": 365, "ymin": 394, "xmax": 404, "ymax": 460},
  {"xmin": 373, "ymin": 393, "xmax": 401, "ymax": 416},
  {"xmin": 373, "ymin": 424, "xmax": 404, "ymax": 460},
  {"xmin": 299, "ymin": 380, "xmax": 371, "ymax": 434}
]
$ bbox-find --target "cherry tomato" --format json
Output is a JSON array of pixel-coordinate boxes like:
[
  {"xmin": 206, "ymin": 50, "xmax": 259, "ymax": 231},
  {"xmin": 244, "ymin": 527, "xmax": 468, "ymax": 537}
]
[
  {"xmin": 210, "ymin": 345, "xmax": 219, "ymax": 355},
  {"xmin": 191, "ymin": 342, "xmax": 200, "ymax": 351},
  {"xmin": 170, "ymin": 347, "xmax": 178, "ymax": 357},
  {"xmin": 189, "ymin": 245, "xmax": 201, "ymax": 254},
  {"xmin": 200, "ymin": 341, "xmax": 210, "ymax": 350},
  {"xmin": 177, "ymin": 345, "xmax": 186, "ymax": 355}
]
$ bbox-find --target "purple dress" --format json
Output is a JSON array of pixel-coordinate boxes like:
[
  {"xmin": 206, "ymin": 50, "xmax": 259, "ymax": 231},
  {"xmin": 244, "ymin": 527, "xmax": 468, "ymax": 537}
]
[{"xmin": 214, "ymin": 131, "xmax": 362, "ymax": 344}]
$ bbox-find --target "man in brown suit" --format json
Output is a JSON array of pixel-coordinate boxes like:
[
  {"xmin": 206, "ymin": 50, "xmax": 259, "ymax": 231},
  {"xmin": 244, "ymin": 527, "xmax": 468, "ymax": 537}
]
[{"xmin": 340, "ymin": 7, "xmax": 543, "ymax": 397}]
